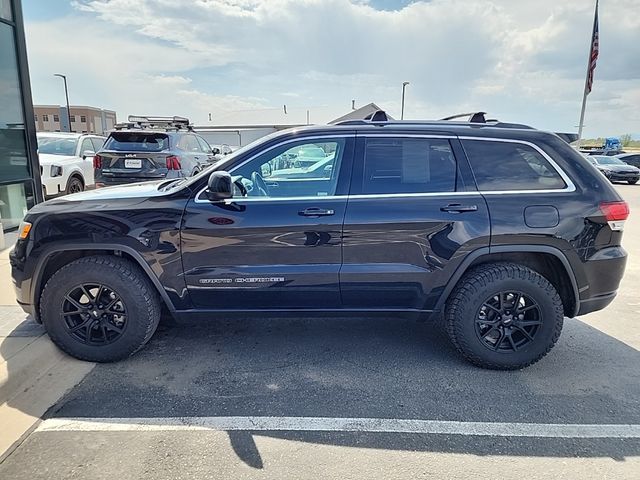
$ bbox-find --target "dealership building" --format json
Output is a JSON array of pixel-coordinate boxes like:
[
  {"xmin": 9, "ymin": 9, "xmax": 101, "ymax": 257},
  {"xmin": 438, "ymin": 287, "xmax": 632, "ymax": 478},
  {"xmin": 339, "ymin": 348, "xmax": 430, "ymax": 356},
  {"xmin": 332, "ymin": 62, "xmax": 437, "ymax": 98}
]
[{"xmin": 0, "ymin": 0, "xmax": 41, "ymax": 247}]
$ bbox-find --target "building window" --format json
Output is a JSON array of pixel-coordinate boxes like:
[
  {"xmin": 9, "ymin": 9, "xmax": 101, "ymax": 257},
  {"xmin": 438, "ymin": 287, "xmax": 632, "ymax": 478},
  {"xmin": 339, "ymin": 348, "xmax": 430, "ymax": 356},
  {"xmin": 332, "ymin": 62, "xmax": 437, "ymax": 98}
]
[
  {"xmin": 43, "ymin": 114, "xmax": 49, "ymax": 122},
  {"xmin": 34, "ymin": 114, "xmax": 38, "ymax": 121},
  {"xmin": 80, "ymin": 115, "xmax": 86, "ymax": 123},
  {"xmin": 69, "ymin": 115, "xmax": 75, "ymax": 122},
  {"xmin": 53, "ymin": 114, "xmax": 59, "ymax": 122}
]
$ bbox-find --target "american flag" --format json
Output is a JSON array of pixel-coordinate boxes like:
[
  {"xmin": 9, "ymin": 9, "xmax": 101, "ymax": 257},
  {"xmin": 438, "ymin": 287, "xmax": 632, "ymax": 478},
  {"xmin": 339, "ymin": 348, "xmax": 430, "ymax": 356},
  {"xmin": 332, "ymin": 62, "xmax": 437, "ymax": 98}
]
[{"xmin": 586, "ymin": 1, "xmax": 599, "ymax": 94}]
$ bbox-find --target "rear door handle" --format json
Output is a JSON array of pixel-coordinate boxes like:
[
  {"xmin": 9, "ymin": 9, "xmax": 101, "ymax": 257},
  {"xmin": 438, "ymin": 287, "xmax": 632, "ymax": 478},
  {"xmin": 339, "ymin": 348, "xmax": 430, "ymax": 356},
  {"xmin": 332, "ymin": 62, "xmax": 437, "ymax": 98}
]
[
  {"xmin": 440, "ymin": 204, "xmax": 478, "ymax": 213},
  {"xmin": 299, "ymin": 207, "xmax": 335, "ymax": 217}
]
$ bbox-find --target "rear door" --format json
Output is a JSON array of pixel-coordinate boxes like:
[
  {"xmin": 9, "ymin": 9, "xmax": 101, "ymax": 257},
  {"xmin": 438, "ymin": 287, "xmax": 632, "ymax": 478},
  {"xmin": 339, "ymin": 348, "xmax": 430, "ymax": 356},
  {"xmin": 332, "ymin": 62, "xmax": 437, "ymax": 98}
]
[
  {"xmin": 340, "ymin": 134, "xmax": 490, "ymax": 311},
  {"xmin": 99, "ymin": 131, "xmax": 170, "ymax": 182}
]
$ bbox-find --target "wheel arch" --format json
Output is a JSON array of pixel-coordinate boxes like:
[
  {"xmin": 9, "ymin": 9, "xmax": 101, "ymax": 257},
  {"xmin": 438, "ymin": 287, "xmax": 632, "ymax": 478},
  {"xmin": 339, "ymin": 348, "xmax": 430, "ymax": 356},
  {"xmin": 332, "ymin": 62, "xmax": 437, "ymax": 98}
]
[
  {"xmin": 31, "ymin": 244, "xmax": 176, "ymax": 323},
  {"xmin": 436, "ymin": 245, "xmax": 579, "ymax": 318}
]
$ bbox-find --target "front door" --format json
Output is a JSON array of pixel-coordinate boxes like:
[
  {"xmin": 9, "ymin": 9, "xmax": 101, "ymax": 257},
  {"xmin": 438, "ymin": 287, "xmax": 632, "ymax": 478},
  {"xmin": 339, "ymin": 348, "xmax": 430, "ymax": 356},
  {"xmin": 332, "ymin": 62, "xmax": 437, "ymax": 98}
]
[
  {"xmin": 340, "ymin": 135, "xmax": 490, "ymax": 311},
  {"xmin": 181, "ymin": 135, "xmax": 354, "ymax": 309}
]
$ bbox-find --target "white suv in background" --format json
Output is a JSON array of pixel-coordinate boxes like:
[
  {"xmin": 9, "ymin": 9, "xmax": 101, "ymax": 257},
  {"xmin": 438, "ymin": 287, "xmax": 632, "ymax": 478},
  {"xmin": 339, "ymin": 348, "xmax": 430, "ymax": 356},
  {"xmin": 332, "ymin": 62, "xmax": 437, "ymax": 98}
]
[{"xmin": 37, "ymin": 133, "xmax": 106, "ymax": 197}]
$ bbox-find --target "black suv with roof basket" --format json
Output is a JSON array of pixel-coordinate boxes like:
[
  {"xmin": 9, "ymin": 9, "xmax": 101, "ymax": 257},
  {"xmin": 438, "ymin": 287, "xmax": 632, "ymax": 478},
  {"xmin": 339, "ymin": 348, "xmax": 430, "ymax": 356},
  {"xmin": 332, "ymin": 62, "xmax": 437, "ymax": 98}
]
[
  {"xmin": 11, "ymin": 111, "xmax": 629, "ymax": 370},
  {"xmin": 94, "ymin": 116, "xmax": 217, "ymax": 187}
]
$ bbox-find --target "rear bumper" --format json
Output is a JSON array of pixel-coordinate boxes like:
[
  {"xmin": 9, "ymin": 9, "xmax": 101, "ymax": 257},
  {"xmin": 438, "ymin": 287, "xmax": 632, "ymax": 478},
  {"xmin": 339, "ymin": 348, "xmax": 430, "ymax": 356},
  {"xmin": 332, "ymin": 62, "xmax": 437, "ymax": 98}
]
[{"xmin": 576, "ymin": 246, "xmax": 627, "ymax": 316}]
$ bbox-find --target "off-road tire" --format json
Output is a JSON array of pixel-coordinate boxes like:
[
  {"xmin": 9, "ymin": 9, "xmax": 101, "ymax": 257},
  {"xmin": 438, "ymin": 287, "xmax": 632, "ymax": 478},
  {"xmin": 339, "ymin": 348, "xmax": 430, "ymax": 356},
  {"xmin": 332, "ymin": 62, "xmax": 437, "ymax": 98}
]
[
  {"xmin": 40, "ymin": 255, "xmax": 161, "ymax": 362},
  {"xmin": 445, "ymin": 262, "xmax": 564, "ymax": 370}
]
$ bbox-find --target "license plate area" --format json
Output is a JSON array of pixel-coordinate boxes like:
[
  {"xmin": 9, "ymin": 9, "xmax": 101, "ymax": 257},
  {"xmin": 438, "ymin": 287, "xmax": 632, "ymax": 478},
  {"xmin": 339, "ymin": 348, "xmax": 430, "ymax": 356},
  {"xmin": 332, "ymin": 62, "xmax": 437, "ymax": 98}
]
[{"xmin": 124, "ymin": 159, "xmax": 142, "ymax": 168}]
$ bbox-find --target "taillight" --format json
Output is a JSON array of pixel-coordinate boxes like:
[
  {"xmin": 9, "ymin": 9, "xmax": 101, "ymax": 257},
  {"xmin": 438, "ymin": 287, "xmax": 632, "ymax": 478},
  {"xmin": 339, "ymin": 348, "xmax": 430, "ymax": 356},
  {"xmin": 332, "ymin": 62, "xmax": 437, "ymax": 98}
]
[
  {"xmin": 166, "ymin": 155, "xmax": 181, "ymax": 170},
  {"xmin": 600, "ymin": 201, "xmax": 629, "ymax": 231},
  {"xmin": 93, "ymin": 154, "xmax": 102, "ymax": 169}
]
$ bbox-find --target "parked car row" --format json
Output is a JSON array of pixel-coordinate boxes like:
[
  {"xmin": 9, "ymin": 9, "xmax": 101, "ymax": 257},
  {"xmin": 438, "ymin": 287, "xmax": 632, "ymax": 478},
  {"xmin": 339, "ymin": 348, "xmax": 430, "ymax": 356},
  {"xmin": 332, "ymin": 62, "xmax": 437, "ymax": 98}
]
[
  {"xmin": 586, "ymin": 154, "xmax": 640, "ymax": 185},
  {"xmin": 35, "ymin": 116, "xmax": 220, "ymax": 197}
]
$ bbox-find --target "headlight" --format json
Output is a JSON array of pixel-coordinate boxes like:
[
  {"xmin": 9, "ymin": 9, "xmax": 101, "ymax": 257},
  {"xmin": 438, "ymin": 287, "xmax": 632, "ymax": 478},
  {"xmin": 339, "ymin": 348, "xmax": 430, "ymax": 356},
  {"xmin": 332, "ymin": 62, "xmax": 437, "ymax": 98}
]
[
  {"xmin": 50, "ymin": 165, "xmax": 63, "ymax": 177},
  {"xmin": 18, "ymin": 221, "xmax": 32, "ymax": 240}
]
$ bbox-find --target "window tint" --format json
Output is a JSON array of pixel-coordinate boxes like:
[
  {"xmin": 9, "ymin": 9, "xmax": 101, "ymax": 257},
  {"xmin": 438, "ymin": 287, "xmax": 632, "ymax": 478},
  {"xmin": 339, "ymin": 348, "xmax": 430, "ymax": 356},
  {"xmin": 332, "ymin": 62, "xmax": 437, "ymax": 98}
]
[
  {"xmin": 233, "ymin": 139, "xmax": 346, "ymax": 198},
  {"xmin": 462, "ymin": 140, "xmax": 566, "ymax": 191},
  {"xmin": 91, "ymin": 137, "xmax": 105, "ymax": 152},
  {"xmin": 178, "ymin": 134, "xmax": 201, "ymax": 152},
  {"xmin": 196, "ymin": 135, "xmax": 212, "ymax": 153},
  {"xmin": 362, "ymin": 138, "xmax": 456, "ymax": 194},
  {"xmin": 80, "ymin": 138, "xmax": 94, "ymax": 155},
  {"xmin": 103, "ymin": 132, "xmax": 169, "ymax": 152}
]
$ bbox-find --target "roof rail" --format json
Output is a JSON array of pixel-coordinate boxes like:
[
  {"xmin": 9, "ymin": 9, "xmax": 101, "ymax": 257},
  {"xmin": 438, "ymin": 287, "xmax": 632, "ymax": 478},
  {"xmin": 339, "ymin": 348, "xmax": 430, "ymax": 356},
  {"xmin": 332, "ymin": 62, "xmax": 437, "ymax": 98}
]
[
  {"xmin": 441, "ymin": 112, "xmax": 488, "ymax": 123},
  {"xmin": 114, "ymin": 115, "xmax": 193, "ymax": 131},
  {"xmin": 333, "ymin": 109, "xmax": 533, "ymax": 130}
]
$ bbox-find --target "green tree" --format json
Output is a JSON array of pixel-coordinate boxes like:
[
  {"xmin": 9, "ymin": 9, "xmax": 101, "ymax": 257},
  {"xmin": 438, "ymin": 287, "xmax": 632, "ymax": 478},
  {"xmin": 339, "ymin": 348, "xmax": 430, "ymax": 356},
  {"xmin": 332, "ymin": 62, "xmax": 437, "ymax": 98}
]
[{"xmin": 620, "ymin": 134, "xmax": 633, "ymax": 147}]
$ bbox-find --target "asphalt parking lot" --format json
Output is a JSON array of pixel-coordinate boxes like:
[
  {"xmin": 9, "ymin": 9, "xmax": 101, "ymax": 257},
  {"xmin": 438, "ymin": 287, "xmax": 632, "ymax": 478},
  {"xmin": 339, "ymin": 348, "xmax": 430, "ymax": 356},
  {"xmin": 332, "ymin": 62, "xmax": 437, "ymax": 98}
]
[{"xmin": 1, "ymin": 185, "xmax": 640, "ymax": 479}]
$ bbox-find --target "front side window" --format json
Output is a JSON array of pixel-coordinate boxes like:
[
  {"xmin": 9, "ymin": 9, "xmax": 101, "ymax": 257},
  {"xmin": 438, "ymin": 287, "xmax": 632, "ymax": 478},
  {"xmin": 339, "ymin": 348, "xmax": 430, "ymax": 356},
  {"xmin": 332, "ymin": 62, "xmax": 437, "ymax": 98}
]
[
  {"xmin": 196, "ymin": 136, "xmax": 212, "ymax": 153},
  {"xmin": 462, "ymin": 140, "xmax": 566, "ymax": 191},
  {"xmin": 362, "ymin": 137, "xmax": 456, "ymax": 194},
  {"xmin": 91, "ymin": 137, "xmax": 105, "ymax": 152},
  {"xmin": 233, "ymin": 139, "xmax": 346, "ymax": 198},
  {"xmin": 80, "ymin": 138, "xmax": 94, "ymax": 155}
]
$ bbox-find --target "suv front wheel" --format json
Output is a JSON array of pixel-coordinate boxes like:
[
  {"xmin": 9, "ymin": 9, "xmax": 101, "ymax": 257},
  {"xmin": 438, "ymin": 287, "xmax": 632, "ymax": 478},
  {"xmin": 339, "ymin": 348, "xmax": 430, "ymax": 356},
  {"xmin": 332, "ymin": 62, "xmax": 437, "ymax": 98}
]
[
  {"xmin": 40, "ymin": 255, "xmax": 161, "ymax": 362},
  {"xmin": 445, "ymin": 263, "xmax": 564, "ymax": 370}
]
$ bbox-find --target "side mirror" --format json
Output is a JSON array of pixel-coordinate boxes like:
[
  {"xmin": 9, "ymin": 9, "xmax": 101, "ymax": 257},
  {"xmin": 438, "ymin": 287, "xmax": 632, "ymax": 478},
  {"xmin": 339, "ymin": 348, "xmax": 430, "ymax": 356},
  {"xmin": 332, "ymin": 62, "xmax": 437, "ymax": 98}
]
[
  {"xmin": 206, "ymin": 171, "xmax": 233, "ymax": 201},
  {"xmin": 211, "ymin": 147, "xmax": 221, "ymax": 155},
  {"xmin": 82, "ymin": 150, "xmax": 95, "ymax": 159}
]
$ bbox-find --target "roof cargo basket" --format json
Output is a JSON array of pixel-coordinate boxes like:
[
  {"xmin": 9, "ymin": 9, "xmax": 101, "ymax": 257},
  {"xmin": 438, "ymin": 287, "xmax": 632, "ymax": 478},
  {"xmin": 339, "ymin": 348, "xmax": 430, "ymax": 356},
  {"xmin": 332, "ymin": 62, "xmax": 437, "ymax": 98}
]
[{"xmin": 114, "ymin": 115, "xmax": 193, "ymax": 131}]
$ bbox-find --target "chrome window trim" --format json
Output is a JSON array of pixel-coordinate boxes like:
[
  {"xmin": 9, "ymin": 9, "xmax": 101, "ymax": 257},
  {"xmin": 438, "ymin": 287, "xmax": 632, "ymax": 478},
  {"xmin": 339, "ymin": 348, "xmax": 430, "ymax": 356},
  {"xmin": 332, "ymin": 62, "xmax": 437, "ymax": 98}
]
[
  {"xmin": 458, "ymin": 136, "xmax": 576, "ymax": 194},
  {"xmin": 194, "ymin": 134, "xmax": 576, "ymax": 204}
]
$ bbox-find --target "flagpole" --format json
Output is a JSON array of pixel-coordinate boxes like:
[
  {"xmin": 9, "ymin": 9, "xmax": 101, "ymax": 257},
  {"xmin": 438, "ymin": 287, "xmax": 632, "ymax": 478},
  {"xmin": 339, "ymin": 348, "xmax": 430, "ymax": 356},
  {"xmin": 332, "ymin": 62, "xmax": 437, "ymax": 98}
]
[{"xmin": 577, "ymin": 0, "xmax": 599, "ymax": 147}]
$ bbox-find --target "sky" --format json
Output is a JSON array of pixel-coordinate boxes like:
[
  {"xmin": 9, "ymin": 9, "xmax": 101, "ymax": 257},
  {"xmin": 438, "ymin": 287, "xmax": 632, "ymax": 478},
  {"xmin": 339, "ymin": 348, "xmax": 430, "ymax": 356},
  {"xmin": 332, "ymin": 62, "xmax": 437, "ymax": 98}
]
[{"xmin": 21, "ymin": 0, "xmax": 640, "ymax": 137}]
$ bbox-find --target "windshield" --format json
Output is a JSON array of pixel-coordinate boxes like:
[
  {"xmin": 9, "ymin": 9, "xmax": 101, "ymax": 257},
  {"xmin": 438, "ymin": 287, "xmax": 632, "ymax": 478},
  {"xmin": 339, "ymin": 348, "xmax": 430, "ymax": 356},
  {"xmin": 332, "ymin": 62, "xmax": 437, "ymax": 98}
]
[
  {"xmin": 595, "ymin": 157, "xmax": 625, "ymax": 165},
  {"xmin": 104, "ymin": 132, "xmax": 169, "ymax": 152},
  {"xmin": 37, "ymin": 136, "xmax": 78, "ymax": 156}
]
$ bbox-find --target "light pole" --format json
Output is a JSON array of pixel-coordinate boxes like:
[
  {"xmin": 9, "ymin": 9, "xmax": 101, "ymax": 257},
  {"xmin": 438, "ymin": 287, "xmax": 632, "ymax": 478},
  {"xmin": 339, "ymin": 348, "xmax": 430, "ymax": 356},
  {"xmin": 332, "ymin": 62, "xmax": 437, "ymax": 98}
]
[
  {"xmin": 54, "ymin": 74, "xmax": 71, "ymax": 132},
  {"xmin": 401, "ymin": 81, "xmax": 410, "ymax": 120}
]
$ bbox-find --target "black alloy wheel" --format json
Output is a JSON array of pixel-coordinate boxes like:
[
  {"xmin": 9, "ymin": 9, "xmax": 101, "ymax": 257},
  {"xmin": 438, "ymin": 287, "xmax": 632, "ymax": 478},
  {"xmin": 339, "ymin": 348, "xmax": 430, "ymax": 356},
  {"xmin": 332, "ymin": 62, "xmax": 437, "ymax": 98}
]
[
  {"xmin": 62, "ymin": 283, "xmax": 127, "ymax": 346},
  {"xmin": 475, "ymin": 291, "xmax": 541, "ymax": 352}
]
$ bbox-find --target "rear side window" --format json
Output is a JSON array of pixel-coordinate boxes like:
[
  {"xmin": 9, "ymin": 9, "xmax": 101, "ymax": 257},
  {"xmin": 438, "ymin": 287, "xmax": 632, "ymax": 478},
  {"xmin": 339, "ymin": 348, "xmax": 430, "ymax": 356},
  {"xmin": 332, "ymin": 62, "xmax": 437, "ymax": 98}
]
[
  {"xmin": 91, "ymin": 137, "xmax": 105, "ymax": 152},
  {"xmin": 462, "ymin": 140, "xmax": 566, "ymax": 191},
  {"xmin": 103, "ymin": 132, "xmax": 169, "ymax": 152},
  {"xmin": 362, "ymin": 138, "xmax": 456, "ymax": 194}
]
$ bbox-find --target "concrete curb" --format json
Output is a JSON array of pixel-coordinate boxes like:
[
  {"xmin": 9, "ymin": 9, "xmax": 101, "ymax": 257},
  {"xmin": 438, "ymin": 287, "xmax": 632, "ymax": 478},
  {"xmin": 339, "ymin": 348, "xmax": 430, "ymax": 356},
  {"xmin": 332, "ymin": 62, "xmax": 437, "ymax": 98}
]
[{"xmin": 0, "ymin": 310, "xmax": 94, "ymax": 462}]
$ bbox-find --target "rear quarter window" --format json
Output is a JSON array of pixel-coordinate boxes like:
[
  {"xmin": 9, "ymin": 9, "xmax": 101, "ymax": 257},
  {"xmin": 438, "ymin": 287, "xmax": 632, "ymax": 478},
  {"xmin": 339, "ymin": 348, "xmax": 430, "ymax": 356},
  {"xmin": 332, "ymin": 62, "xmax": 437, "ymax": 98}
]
[
  {"xmin": 461, "ymin": 140, "xmax": 566, "ymax": 191},
  {"xmin": 103, "ymin": 132, "xmax": 169, "ymax": 152}
]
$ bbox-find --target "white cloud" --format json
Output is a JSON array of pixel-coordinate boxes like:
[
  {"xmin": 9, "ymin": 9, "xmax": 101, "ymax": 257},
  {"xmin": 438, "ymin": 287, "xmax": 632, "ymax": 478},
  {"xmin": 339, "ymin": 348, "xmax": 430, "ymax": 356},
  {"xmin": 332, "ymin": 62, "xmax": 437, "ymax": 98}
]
[{"xmin": 24, "ymin": 0, "xmax": 640, "ymax": 135}]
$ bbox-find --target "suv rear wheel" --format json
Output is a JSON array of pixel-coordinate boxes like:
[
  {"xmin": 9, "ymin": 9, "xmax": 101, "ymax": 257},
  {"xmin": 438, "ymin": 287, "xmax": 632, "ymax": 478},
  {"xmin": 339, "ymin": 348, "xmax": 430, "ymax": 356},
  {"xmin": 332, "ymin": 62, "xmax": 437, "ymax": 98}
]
[
  {"xmin": 40, "ymin": 255, "xmax": 161, "ymax": 362},
  {"xmin": 445, "ymin": 263, "xmax": 563, "ymax": 370}
]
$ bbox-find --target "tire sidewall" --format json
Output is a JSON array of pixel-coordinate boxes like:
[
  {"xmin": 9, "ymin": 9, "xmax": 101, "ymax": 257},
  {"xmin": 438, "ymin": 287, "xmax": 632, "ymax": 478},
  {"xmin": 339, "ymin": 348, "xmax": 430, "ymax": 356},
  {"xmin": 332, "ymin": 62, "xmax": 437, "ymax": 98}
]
[
  {"xmin": 41, "ymin": 259, "xmax": 157, "ymax": 362},
  {"xmin": 66, "ymin": 176, "xmax": 84, "ymax": 194},
  {"xmin": 451, "ymin": 270, "xmax": 562, "ymax": 369}
]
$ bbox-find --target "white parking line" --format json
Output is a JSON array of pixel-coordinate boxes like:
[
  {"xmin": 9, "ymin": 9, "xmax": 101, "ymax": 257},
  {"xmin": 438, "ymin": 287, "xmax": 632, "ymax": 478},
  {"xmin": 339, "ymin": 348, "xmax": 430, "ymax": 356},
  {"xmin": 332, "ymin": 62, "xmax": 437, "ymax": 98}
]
[{"xmin": 35, "ymin": 416, "xmax": 640, "ymax": 439}]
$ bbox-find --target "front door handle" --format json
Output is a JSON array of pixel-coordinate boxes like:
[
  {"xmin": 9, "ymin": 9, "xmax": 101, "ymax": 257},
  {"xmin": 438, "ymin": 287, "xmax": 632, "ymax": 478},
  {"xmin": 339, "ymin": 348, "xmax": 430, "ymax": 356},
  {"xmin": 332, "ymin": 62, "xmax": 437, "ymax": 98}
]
[
  {"xmin": 440, "ymin": 204, "xmax": 478, "ymax": 213},
  {"xmin": 299, "ymin": 207, "xmax": 335, "ymax": 217}
]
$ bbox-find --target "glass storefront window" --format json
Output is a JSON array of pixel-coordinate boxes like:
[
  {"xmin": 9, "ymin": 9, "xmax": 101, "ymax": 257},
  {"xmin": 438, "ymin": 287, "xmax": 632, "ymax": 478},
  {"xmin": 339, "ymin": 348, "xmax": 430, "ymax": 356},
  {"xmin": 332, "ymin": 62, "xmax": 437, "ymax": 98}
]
[
  {"xmin": 0, "ymin": 181, "xmax": 32, "ymax": 231},
  {"xmin": 0, "ymin": 22, "xmax": 29, "ymax": 183},
  {"xmin": 0, "ymin": 0, "xmax": 12, "ymax": 22}
]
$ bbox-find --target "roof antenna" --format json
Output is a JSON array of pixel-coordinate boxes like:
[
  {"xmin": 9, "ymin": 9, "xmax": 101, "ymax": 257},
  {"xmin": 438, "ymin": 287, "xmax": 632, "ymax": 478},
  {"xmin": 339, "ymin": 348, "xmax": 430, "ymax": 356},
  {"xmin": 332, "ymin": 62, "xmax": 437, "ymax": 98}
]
[
  {"xmin": 351, "ymin": 100, "xmax": 356, "ymax": 110},
  {"xmin": 283, "ymin": 105, "xmax": 287, "ymax": 115}
]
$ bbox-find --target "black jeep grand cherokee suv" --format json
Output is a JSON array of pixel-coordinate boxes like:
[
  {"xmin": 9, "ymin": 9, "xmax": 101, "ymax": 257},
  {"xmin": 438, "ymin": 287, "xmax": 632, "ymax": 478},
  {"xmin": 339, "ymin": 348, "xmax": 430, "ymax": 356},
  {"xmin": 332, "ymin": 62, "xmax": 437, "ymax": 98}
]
[{"xmin": 10, "ymin": 114, "xmax": 629, "ymax": 369}]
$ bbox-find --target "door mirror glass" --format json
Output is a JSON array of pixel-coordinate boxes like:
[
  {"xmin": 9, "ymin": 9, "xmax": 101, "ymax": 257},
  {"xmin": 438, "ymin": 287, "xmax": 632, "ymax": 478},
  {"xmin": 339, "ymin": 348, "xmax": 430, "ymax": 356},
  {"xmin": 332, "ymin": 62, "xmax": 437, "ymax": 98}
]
[
  {"xmin": 82, "ymin": 150, "xmax": 95, "ymax": 159},
  {"xmin": 260, "ymin": 163, "xmax": 272, "ymax": 177},
  {"xmin": 206, "ymin": 171, "xmax": 233, "ymax": 201}
]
